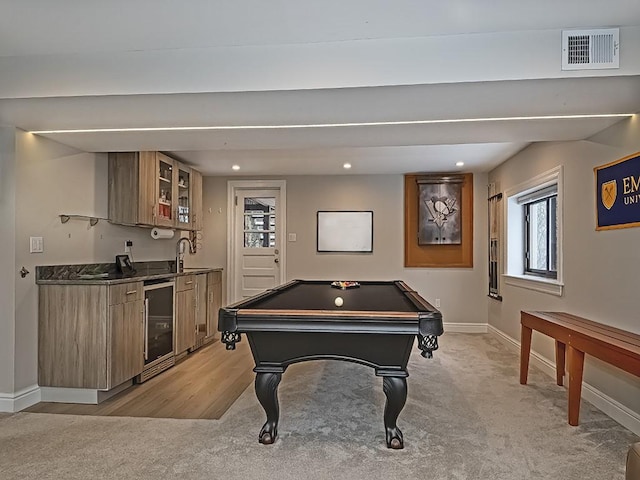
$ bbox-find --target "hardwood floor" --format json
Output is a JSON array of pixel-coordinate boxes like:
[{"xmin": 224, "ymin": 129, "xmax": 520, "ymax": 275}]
[{"xmin": 25, "ymin": 338, "xmax": 255, "ymax": 419}]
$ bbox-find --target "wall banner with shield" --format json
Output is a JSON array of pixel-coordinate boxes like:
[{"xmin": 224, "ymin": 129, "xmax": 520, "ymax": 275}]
[{"xmin": 595, "ymin": 151, "xmax": 640, "ymax": 231}]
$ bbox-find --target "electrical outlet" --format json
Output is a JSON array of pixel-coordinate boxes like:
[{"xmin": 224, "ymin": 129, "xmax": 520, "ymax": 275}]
[{"xmin": 435, "ymin": 298, "xmax": 441, "ymax": 308}]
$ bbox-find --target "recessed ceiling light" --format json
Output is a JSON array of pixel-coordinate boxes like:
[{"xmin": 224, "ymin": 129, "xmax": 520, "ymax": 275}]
[
  {"xmin": 343, "ymin": 163, "xmax": 352, "ymax": 169},
  {"xmin": 456, "ymin": 161, "xmax": 465, "ymax": 167},
  {"xmin": 232, "ymin": 165, "xmax": 240, "ymax": 171}
]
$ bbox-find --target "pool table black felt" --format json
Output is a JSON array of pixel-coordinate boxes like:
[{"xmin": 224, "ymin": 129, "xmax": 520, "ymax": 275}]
[{"xmin": 240, "ymin": 280, "xmax": 420, "ymax": 312}]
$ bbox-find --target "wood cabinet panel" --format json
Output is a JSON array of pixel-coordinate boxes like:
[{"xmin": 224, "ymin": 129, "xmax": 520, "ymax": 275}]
[
  {"xmin": 194, "ymin": 273, "xmax": 208, "ymax": 344},
  {"xmin": 191, "ymin": 169, "xmax": 203, "ymax": 231},
  {"xmin": 39, "ymin": 285, "xmax": 109, "ymax": 389},
  {"xmin": 109, "ymin": 299, "xmax": 144, "ymax": 387},
  {"xmin": 206, "ymin": 271, "xmax": 223, "ymax": 340},
  {"xmin": 108, "ymin": 152, "xmax": 140, "ymax": 226},
  {"xmin": 175, "ymin": 288, "xmax": 195, "ymax": 354},
  {"xmin": 138, "ymin": 151, "xmax": 157, "ymax": 225},
  {"xmin": 176, "ymin": 274, "xmax": 195, "ymax": 292},
  {"xmin": 39, "ymin": 281, "xmax": 146, "ymax": 390},
  {"xmin": 108, "ymin": 281, "xmax": 143, "ymax": 305},
  {"xmin": 108, "ymin": 152, "xmax": 157, "ymax": 227}
]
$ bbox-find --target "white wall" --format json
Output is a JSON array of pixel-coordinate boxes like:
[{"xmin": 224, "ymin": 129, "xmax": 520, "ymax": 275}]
[
  {"xmin": 3, "ymin": 27, "xmax": 640, "ymax": 99},
  {"xmin": 488, "ymin": 115, "xmax": 640, "ymax": 428},
  {"xmin": 196, "ymin": 173, "xmax": 488, "ymax": 326}
]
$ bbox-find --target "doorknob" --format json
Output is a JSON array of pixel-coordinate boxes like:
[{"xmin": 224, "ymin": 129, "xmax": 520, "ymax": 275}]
[{"xmin": 274, "ymin": 258, "xmax": 279, "ymax": 264}]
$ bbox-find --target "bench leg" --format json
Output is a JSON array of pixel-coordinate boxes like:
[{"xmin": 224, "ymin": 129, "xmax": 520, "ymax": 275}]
[
  {"xmin": 555, "ymin": 340, "xmax": 566, "ymax": 386},
  {"xmin": 567, "ymin": 345, "xmax": 585, "ymax": 426},
  {"xmin": 520, "ymin": 324, "xmax": 533, "ymax": 385}
]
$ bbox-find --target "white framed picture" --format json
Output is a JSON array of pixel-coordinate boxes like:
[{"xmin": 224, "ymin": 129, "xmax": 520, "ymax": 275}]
[{"xmin": 316, "ymin": 211, "xmax": 373, "ymax": 253}]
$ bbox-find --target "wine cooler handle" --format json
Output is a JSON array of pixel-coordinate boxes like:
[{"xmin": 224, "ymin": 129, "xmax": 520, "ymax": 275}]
[{"xmin": 144, "ymin": 298, "xmax": 149, "ymax": 361}]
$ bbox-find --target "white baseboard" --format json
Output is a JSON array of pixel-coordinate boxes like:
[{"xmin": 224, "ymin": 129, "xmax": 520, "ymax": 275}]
[
  {"xmin": 581, "ymin": 380, "xmax": 640, "ymax": 437},
  {"xmin": 40, "ymin": 381, "xmax": 132, "ymax": 405},
  {"xmin": 488, "ymin": 325, "xmax": 640, "ymax": 437},
  {"xmin": 443, "ymin": 322, "xmax": 488, "ymax": 334},
  {"xmin": 0, "ymin": 385, "xmax": 41, "ymax": 412},
  {"xmin": 489, "ymin": 325, "xmax": 557, "ymax": 377},
  {"xmin": 40, "ymin": 387, "xmax": 100, "ymax": 404}
]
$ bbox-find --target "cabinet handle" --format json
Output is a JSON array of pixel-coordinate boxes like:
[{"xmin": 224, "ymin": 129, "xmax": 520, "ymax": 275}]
[
  {"xmin": 143, "ymin": 298, "xmax": 149, "ymax": 361},
  {"xmin": 185, "ymin": 281, "xmax": 193, "ymax": 285},
  {"xmin": 126, "ymin": 290, "xmax": 138, "ymax": 295}
]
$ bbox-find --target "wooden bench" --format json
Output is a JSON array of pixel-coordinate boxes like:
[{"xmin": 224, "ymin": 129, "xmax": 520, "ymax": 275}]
[{"xmin": 520, "ymin": 311, "xmax": 640, "ymax": 426}]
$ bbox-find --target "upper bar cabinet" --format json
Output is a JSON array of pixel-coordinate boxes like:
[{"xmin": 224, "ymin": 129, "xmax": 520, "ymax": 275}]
[{"xmin": 108, "ymin": 151, "xmax": 203, "ymax": 231}]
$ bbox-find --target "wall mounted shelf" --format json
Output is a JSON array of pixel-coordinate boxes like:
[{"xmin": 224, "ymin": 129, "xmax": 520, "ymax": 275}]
[{"xmin": 59, "ymin": 214, "xmax": 107, "ymax": 227}]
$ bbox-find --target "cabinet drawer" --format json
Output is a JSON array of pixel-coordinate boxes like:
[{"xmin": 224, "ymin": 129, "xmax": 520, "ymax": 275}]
[
  {"xmin": 109, "ymin": 282, "xmax": 143, "ymax": 305},
  {"xmin": 176, "ymin": 275, "xmax": 195, "ymax": 291}
]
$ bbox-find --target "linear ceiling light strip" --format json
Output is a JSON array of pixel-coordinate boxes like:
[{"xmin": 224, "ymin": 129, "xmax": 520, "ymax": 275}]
[{"xmin": 29, "ymin": 113, "xmax": 635, "ymax": 134}]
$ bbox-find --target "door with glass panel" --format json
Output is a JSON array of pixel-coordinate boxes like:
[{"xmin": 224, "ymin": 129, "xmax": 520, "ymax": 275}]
[{"xmin": 235, "ymin": 190, "xmax": 281, "ymax": 300}]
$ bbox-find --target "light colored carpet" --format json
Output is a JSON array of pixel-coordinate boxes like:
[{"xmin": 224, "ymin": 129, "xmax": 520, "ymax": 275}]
[{"xmin": 1, "ymin": 333, "xmax": 638, "ymax": 479}]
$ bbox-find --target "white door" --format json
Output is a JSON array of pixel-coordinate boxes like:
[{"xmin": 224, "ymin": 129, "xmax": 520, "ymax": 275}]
[{"xmin": 228, "ymin": 181, "xmax": 286, "ymax": 303}]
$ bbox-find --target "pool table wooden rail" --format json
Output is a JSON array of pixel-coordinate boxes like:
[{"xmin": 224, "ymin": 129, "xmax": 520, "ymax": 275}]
[
  {"xmin": 520, "ymin": 310, "xmax": 640, "ymax": 426},
  {"xmin": 220, "ymin": 308, "xmax": 442, "ymax": 335}
]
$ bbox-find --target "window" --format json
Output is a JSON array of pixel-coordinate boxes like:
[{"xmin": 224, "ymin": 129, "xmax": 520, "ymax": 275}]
[
  {"xmin": 521, "ymin": 185, "xmax": 558, "ymax": 278},
  {"xmin": 243, "ymin": 197, "xmax": 276, "ymax": 248},
  {"xmin": 504, "ymin": 166, "xmax": 563, "ymax": 296}
]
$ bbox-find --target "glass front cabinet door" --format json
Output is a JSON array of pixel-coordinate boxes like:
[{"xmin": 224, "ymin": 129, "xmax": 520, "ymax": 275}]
[
  {"xmin": 176, "ymin": 164, "xmax": 192, "ymax": 229},
  {"xmin": 155, "ymin": 153, "xmax": 176, "ymax": 228}
]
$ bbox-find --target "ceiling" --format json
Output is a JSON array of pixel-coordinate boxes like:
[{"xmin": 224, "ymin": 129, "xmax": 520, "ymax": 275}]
[{"xmin": 1, "ymin": 0, "xmax": 640, "ymax": 175}]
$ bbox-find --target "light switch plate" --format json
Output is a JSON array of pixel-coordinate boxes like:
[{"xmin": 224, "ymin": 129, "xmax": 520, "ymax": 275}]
[
  {"xmin": 288, "ymin": 233, "xmax": 297, "ymax": 242},
  {"xmin": 30, "ymin": 236, "xmax": 44, "ymax": 253}
]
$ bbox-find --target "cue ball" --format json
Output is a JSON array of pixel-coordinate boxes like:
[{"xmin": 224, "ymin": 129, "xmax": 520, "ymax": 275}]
[{"xmin": 334, "ymin": 296, "xmax": 344, "ymax": 307}]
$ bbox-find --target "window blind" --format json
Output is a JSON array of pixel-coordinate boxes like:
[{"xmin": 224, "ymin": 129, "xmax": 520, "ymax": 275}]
[{"xmin": 517, "ymin": 184, "xmax": 557, "ymax": 205}]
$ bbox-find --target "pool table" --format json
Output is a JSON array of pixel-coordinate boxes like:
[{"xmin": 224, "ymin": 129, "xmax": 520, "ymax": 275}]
[{"xmin": 218, "ymin": 279, "xmax": 443, "ymax": 449}]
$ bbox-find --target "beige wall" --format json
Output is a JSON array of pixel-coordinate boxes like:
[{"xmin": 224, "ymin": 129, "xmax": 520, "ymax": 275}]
[
  {"xmin": 6, "ymin": 131, "xmax": 176, "ymax": 394},
  {"xmin": 3, "ymin": 114, "xmax": 638, "ymax": 430},
  {"xmin": 0, "ymin": 127, "xmax": 17, "ymax": 396},
  {"xmin": 5, "ymin": 116, "xmax": 639, "ymax": 430},
  {"xmin": 488, "ymin": 116, "xmax": 640, "ymax": 422},
  {"xmin": 195, "ymin": 173, "xmax": 488, "ymax": 325}
]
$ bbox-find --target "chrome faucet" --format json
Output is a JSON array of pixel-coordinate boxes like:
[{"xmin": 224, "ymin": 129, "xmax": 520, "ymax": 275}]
[{"xmin": 175, "ymin": 237, "xmax": 195, "ymax": 273}]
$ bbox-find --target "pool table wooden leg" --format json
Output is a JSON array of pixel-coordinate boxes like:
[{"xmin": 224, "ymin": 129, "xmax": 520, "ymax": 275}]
[
  {"xmin": 382, "ymin": 376, "xmax": 407, "ymax": 449},
  {"xmin": 255, "ymin": 372, "xmax": 282, "ymax": 445}
]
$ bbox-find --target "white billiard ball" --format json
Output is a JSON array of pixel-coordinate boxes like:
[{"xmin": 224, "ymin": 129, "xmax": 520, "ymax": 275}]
[{"xmin": 334, "ymin": 296, "xmax": 344, "ymax": 307}]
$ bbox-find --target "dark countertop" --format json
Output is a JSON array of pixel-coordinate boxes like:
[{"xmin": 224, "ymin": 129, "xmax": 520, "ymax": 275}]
[{"xmin": 36, "ymin": 261, "xmax": 222, "ymax": 285}]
